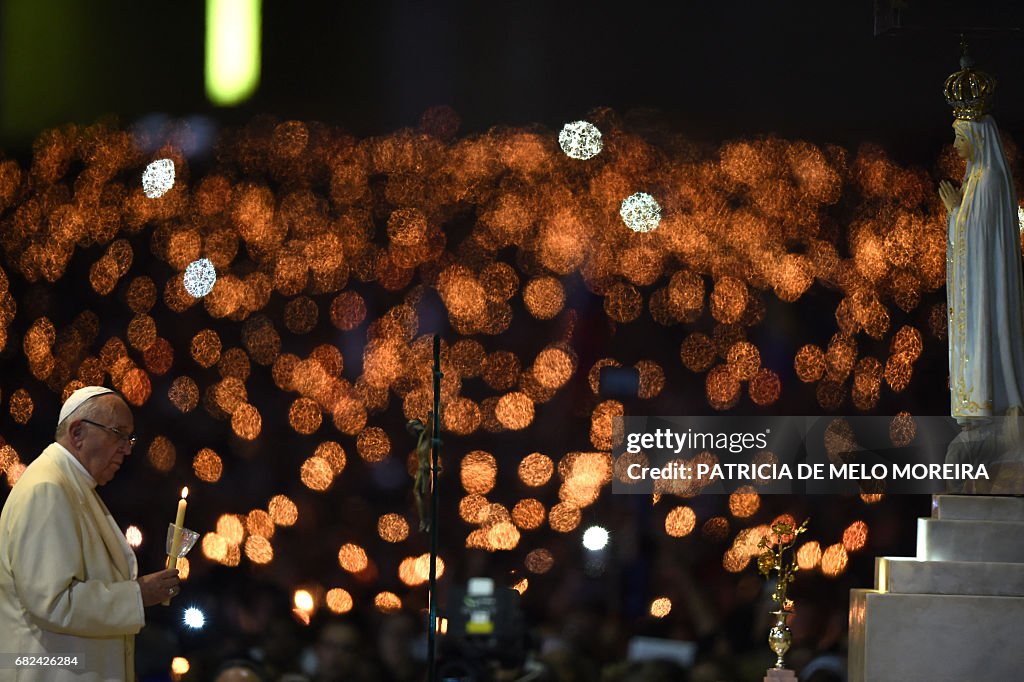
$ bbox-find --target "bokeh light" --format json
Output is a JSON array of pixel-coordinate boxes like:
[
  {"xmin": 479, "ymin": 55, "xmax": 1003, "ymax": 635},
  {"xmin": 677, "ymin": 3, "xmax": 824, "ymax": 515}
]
[
  {"xmin": 582, "ymin": 525, "xmax": 609, "ymax": 551},
  {"xmin": 558, "ymin": 121, "xmax": 603, "ymax": 160},
  {"xmin": 511, "ymin": 499, "xmax": 546, "ymax": 530},
  {"xmin": 728, "ymin": 487, "xmax": 760, "ymax": 518},
  {"xmin": 523, "ymin": 276, "xmax": 565, "ymax": 320},
  {"xmin": 821, "ymin": 543, "xmax": 849, "ymax": 577},
  {"xmin": 525, "ymin": 548, "xmax": 554, "ymax": 574},
  {"xmin": 518, "ymin": 452, "xmax": 554, "ymax": 487},
  {"xmin": 842, "ymin": 520, "xmax": 869, "ymax": 552},
  {"xmin": 300, "ymin": 456, "xmax": 334, "ymax": 491},
  {"xmin": 268, "ymin": 495, "xmax": 299, "ymax": 526},
  {"xmin": 460, "ymin": 451, "xmax": 498, "ymax": 494},
  {"xmin": 338, "ymin": 543, "xmax": 369, "ymax": 573},
  {"xmin": 797, "ymin": 541, "xmax": 823, "ymax": 570},
  {"xmin": 183, "ymin": 258, "xmax": 217, "ymax": 298},
  {"xmin": 171, "ymin": 657, "xmax": 190, "ymax": 676},
  {"xmin": 701, "ymin": 516, "xmax": 730, "ymax": 542},
  {"xmin": 620, "ymin": 192, "xmax": 661, "ymax": 232},
  {"xmin": 665, "ymin": 506, "xmax": 697, "ymax": 537},
  {"xmin": 650, "ymin": 597, "xmax": 672, "ymax": 618},
  {"xmin": 147, "ymin": 436, "xmax": 176, "ymax": 472},
  {"xmin": 356, "ymin": 427, "xmax": 390, "ymax": 462},
  {"xmin": 378, "ymin": 513, "xmax": 410, "ymax": 543},
  {"xmin": 245, "ymin": 535, "xmax": 273, "ymax": 564},
  {"xmin": 495, "ymin": 392, "xmax": 534, "ymax": 430},
  {"xmin": 192, "ymin": 448, "xmax": 223, "ymax": 483},
  {"xmin": 231, "ymin": 403, "xmax": 262, "ymax": 440},
  {"xmin": 548, "ymin": 503, "xmax": 581, "ymax": 533},
  {"xmin": 326, "ymin": 588, "xmax": 353, "ymax": 614},
  {"xmin": 374, "ymin": 592, "xmax": 402, "ymax": 614},
  {"xmin": 190, "ymin": 329, "xmax": 222, "ymax": 368},
  {"xmin": 168, "ymin": 376, "xmax": 199, "ymax": 413},
  {"xmin": 142, "ymin": 158, "xmax": 175, "ymax": 198}
]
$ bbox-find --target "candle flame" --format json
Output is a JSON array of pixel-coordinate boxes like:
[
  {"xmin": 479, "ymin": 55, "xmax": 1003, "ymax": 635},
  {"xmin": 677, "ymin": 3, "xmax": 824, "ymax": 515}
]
[{"xmin": 181, "ymin": 487, "xmax": 189, "ymax": 499}]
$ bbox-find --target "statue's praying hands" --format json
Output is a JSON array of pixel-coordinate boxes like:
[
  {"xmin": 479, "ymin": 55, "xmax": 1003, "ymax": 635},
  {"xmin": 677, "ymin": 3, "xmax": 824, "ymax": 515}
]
[{"xmin": 938, "ymin": 179, "xmax": 962, "ymax": 212}]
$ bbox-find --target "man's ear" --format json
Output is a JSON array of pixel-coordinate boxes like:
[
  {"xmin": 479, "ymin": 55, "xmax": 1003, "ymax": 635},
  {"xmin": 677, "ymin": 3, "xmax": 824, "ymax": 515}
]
[{"xmin": 69, "ymin": 420, "xmax": 84, "ymax": 446}]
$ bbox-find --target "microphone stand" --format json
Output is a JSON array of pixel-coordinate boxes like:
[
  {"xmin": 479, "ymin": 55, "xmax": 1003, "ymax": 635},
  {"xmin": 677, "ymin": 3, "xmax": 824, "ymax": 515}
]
[{"xmin": 427, "ymin": 334, "xmax": 443, "ymax": 682}]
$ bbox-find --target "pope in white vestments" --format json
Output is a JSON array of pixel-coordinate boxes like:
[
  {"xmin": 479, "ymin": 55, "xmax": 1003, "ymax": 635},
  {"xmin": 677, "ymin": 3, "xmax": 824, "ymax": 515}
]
[{"xmin": 0, "ymin": 387, "xmax": 181, "ymax": 682}]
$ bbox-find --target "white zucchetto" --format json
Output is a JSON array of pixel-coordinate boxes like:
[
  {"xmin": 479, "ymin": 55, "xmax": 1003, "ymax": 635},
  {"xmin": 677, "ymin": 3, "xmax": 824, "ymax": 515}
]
[{"xmin": 58, "ymin": 386, "xmax": 115, "ymax": 425}]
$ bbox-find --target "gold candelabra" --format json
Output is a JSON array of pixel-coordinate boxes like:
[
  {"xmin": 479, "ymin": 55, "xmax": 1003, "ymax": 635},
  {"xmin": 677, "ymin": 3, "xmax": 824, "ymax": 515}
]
[{"xmin": 757, "ymin": 518, "xmax": 809, "ymax": 669}]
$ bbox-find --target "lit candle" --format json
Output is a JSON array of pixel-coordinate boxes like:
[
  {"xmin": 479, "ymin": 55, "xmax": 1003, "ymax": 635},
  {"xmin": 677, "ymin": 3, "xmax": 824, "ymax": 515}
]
[
  {"xmin": 163, "ymin": 488, "xmax": 188, "ymax": 605},
  {"xmin": 167, "ymin": 487, "xmax": 189, "ymax": 567}
]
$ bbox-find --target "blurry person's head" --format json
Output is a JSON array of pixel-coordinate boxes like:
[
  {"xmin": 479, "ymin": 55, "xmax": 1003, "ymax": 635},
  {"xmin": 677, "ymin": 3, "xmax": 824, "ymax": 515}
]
[
  {"xmin": 378, "ymin": 610, "xmax": 417, "ymax": 664},
  {"xmin": 314, "ymin": 619, "xmax": 363, "ymax": 682},
  {"xmin": 261, "ymin": 615, "xmax": 304, "ymax": 671},
  {"xmin": 213, "ymin": 659, "xmax": 268, "ymax": 682},
  {"xmin": 378, "ymin": 611, "xmax": 422, "ymax": 680}
]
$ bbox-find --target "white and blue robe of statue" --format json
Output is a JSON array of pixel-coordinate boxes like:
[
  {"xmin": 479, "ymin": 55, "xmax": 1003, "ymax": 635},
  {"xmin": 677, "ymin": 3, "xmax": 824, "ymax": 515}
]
[{"xmin": 947, "ymin": 115, "xmax": 1024, "ymax": 423}]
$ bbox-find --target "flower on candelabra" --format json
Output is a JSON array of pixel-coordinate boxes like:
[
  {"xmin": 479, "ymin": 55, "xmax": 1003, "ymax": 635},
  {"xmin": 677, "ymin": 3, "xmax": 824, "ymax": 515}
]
[{"xmin": 757, "ymin": 518, "xmax": 809, "ymax": 611}]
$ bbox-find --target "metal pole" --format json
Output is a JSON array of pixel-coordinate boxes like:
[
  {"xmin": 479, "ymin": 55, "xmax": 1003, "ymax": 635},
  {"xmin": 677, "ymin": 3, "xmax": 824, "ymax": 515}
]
[{"xmin": 427, "ymin": 334, "xmax": 443, "ymax": 682}]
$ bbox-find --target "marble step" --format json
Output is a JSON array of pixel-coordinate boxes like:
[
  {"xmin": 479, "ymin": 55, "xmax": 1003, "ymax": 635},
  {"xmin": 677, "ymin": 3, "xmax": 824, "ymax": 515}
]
[
  {"xmin": 849, "ymin": 589, "xmax": 1024, "ymax": 681},
  {"xmin": 932, "ymin": 494, "xmax": 1024, "ymax": 522},
  {"xmin": 876, "ymin": 557, "xmax": 1024, "ymax": 596},
  {"xmin": 916, "ymin": 517, "xmax": 1024, "ymax": 563}
]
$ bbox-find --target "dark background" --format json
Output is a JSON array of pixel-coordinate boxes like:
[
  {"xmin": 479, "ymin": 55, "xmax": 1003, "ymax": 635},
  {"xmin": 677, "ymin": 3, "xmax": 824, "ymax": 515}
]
[{"xmin": 3, "ymin": 1, "xmax": 1024, "ymax": 160}]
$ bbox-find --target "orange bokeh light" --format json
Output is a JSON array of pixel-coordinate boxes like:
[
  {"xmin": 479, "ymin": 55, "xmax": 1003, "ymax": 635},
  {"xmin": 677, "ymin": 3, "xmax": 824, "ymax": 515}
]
[
  {"xmin": 193, "ymin": 448, "xmax": 223, "ymax": 483},
  {"xmin": 511, "ymin": 498, "xmax": 546, "ymax": 530},
  {"xmin": 268, "ymin": 495, "xmax": 298, "ymax": 526},
  {"xmin": 843, "ymin": 520, "xmax": 869, "ymax": 552},
  {"xmin": 378, "ymin": 513, "xmax": 410, "ymax": 543},
  {"xmin": 356, "ymin": 427, "xmax": 390, "ymax": 462},
  {"xmin": 665, "ymin": 506, "xmax": 697, "ymax": 537},
  {"xmin": 495, "ymin": 392, "xmax": 534, "ymax": 430},
  {"xmin": 525, "ymin": 548, "xmax": 554, "ymax": 574},
  {"xmin": 325, "ymin": 588, "xmax": 353, "ymax": 614},
  {"xmin": 300, "ymin": 456, "xmax": 334, "ymax": 491},
  {"xmin": 338, "ymin": 543, "xmax": 369, "ymax": 573},
  {"xmin": 460, "ymin": 451, "xmax": 497, "ymax": 494}
]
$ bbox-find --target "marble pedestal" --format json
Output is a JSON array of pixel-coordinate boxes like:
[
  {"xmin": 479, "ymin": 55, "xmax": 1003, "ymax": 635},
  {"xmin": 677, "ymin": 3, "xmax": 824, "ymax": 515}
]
[{"xmin": 849, "ymin": 495, "xmax": 1024, "ymax": 681}]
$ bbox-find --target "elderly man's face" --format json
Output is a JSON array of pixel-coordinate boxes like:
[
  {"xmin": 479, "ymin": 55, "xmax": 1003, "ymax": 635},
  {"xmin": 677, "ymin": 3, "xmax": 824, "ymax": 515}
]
[{"xmin": 72, "ymin": 396, "xmax": 135, "ymax": 485}]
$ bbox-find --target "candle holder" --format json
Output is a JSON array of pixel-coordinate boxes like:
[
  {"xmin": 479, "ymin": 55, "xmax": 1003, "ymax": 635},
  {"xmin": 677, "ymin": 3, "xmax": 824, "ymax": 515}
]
[
  {"xmin": 162, "ymin": 524, "xmax": 198, "ymax": 606},
  {"xmin": 767, "ymin": 609, "xmax": 793, "ymax": 670},
  {"xmin": 757, "ymin": 518, "xmax": 808, "ymax": 673},
  {"xmin": 165, "ymin": 524, "xmax": 200, "ymax": 559}
]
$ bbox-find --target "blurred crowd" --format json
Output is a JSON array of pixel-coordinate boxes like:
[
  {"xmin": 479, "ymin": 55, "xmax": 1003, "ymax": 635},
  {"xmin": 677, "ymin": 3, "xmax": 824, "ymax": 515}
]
[{"xmin": 136, "ymin": 563, "xmax": 850, "ymax": 682}]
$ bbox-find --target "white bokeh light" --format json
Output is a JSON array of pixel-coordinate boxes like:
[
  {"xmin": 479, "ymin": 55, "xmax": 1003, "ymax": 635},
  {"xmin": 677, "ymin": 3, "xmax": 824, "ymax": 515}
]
[
  {"xmin": 294, "ymin": 589, "xmax": 315, "ymax": 613},
  {"xmin": 124, "ymin": 525, "xmax": 142, "ymax": 548},
  {"xmin": 582, "ymin": 525, "xmax": 610, "ymax": 551},
  {"xmin": 620, "ymin": 192, "xmax": 661, "ymax": 232},
  {"xmin": 558, "ymin": 121, "xmax": 603, "ymax": 160},
  {"xmin": 183, "ymin": 258, "xmax": 217, "ymax": 298},
  {"xmin": 1018, "ymin": 205, "xmax": 1023, "ymax": 233},
  {"xmin": 183, "ymin": 607, "xmax": 205, "ymax": 629},
  {"xmin": 142, "ymin": 158, "xmax": 175, "ymax": 199}
]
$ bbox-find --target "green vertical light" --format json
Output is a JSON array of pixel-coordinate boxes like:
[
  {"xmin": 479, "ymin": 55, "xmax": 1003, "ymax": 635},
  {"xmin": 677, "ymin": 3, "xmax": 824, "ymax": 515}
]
[{"xmin": 205, "ymin": 0, "xmax": 261, "ymax": 106}]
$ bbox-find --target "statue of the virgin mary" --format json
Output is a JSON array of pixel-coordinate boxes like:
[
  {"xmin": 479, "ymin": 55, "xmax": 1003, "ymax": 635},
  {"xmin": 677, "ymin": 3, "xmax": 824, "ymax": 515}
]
[{"xmin": 939, "ymin": 44, "xmax": 1024, "ymax": 426}]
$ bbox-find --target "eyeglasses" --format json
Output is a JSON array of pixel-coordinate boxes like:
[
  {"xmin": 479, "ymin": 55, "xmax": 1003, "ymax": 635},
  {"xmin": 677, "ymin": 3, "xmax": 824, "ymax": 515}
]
[{"xmin": 80, "ymin": 419, "xmax": 137, "ymax": 449}]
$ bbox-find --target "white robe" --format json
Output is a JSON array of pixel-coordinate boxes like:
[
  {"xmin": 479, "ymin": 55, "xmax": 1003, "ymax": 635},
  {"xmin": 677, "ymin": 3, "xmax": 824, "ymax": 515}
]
[
  {"xmin": 947, "ymin": 115, "xmax": 1024, "ymax": 422},
  {"xmin": 0, "ymin": 444, "xmax": 145, "ymax": 682}
]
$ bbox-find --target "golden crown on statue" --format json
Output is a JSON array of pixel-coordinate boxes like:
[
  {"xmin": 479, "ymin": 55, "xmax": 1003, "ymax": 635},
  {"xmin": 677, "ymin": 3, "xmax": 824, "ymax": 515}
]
[{"xmin": 944, "ymin": 38, "xmax": 996, "ymax": 121}]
